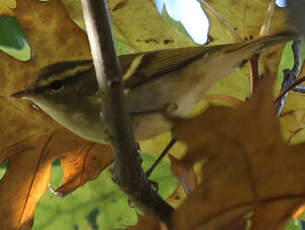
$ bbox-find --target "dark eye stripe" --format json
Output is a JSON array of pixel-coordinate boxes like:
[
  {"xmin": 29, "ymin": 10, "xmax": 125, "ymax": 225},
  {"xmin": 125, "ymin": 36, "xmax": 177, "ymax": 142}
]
[
  {"xmin": 36, "ymin": 68, "xmax": 92, "ymax": 93},
  {"xmin": 50, "ymin": 80, "xmax": 63, "ymax": 90}
]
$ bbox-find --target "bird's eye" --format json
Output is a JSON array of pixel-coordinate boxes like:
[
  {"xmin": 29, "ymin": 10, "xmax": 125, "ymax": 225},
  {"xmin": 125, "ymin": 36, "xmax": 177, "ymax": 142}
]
[{"xmin": 50, "ymin": 80, "xmax": 63, "ymax": 90}]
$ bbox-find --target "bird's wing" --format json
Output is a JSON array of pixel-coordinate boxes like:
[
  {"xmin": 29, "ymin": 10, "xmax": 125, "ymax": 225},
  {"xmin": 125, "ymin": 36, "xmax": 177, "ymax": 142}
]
[
  {"xmin": 125, "ymin": 31, "xmax": 297, "ymax": 117},
  {"xmin": 119, "ymin": 45, "xmax": 220, "ymax": 89},
  {"xmin": 120, "ymin": 30, "xmax": 297, "ymax": 90}
]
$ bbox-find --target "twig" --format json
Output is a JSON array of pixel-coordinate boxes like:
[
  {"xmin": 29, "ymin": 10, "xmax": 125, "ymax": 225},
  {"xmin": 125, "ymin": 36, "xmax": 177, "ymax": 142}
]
[
  {"xmin": 146, "ymin": 137, "xmax": 177, "ymax": 178},
  {"xmin": 81, "ymin": 0, "xmax": 174, "ymax": 226},
  {"xmin": 275, "ymin": 40, "xmax": 301, "ymax": 117}
]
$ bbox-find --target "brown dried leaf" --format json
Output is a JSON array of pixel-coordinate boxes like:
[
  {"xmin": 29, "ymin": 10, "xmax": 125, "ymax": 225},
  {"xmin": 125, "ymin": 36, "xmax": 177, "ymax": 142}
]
[
  {"xmin": 0, "ymin": 134, "xmax": 52, "ymax": 230},
  {"xmin": 169, "ymin": 155, "xmax": 197, "ymax": 196},
  {"xmin": 127, "ymin": 215, "xmax": 167, "ymax": 230},
  {"xmin": 0, "ymin": 131, "xmax": 83, "ymax": 228},
  {"xmin": 173, "ymin": 74, "xmax": 305, "ymax": 230},
  {"xmin": 0, "ymin": 1, "xmax": 113, "ymax": 229},
  {"xmin": 55, "ymin": 142, "xmax": 113, "ymax": 196},
  {"xmin": 0, "ymin": 0, "xmax": 91, "ymax": 162},
  {"xmin": 166, "ymin": 185, "xmax": 187, "ymax": 209},
  {"xmin": 0, "ymin": 129, "xmax": 113, "ymax": 229}
]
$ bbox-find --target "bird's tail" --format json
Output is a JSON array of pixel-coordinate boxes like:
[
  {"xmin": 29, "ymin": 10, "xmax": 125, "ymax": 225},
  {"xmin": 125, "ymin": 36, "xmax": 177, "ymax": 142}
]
[{"xmin": 225, "ymin": 30, "xmax": 298, "ymax": 57}]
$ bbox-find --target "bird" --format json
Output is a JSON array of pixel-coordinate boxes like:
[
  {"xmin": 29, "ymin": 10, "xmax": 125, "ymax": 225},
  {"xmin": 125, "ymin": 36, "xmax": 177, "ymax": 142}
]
[{"xmin": 11, "ymin": 31, "xmax": 296, "ymax": 144}]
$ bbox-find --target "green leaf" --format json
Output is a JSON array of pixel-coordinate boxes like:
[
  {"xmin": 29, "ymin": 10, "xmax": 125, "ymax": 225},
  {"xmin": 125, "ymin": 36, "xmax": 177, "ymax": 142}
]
[
  {"xmin": 276, "ymin": 40, "xmax": 305, "ymax": 144},
  {"xmin": 285, "ymin": 220, "xmax": 302, "ymax": 230},
  {"xmin": 32, "ymin": 153, "xmax": 178, "ymax": 230},
  {"xmin": 0, "ymin": 16, "xmax": 30, "ymax": 61}
]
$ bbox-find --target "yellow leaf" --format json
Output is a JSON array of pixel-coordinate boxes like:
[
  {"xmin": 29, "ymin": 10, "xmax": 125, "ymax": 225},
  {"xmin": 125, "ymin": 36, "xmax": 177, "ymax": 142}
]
[
  {"xmin": 0, "ymin": 0, "xmax": 16, "ymax": 16},
  {"xmin": 0, "ymin": 1, "xmax": 113, "ymax": 228},
  {"xmin": 60, "ymin": 0, "xmax": 196, "ymax": 54}
]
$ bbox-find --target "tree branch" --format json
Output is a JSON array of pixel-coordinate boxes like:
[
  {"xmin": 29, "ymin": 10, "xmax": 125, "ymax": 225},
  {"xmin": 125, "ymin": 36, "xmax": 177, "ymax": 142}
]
[{"xmin": 81, "ymin": 0, "xmax": 174, "ymax": 226}]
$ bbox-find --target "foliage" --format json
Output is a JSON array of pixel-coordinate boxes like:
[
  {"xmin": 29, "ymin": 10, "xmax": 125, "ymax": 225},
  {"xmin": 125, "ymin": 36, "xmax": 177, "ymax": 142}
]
[
  {"xmin": 0, "ymin": 0, "xmax": 304, "ymax": 230},
  {"xmin": 173, "ymin": 74, "xmax": 305, "ymax": 230},
  {"xmin": 31, "ymin": 154, "xmax": 177, "ymax": 230}
]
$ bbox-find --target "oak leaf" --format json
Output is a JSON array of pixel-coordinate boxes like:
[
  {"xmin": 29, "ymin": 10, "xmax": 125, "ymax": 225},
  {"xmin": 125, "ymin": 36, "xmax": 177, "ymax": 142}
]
[
  {"xmin": 54, "ymin": 141, "xmax": 112, "ymax": 197},
  {"xmin": 169, "ymin": 155, "xmax": 197, "ymax": 196},
  {"xmin": 127, "ymin": 215, "xmax": 167, "ymax": 230},
  {"xmin": 0, "ymin": 0, "xmax": 16, "ymax": 16},
  {"xmin": 173, "ymin": 73, "xmax": 305, "ymax": 230},
  {"xmin": 0, "ymin": 0, "xmax": 299, "ymax": 229},
  {"xmin": 0, "ymin": 129, "xmax": 113, "ymax": 229},
  {"xmin": 137, "ymin": 0, "xmax": 291, "ymax": 160},
  {"xmin": 60, "ymin": 0, "xmax": 195, "ymax": 53},
  {"xmin": 0, "ymin": 1, "xmax": 113, "ymax": 229},
  {"xmin": 205, "ymin": 0, "xmax": 290, "ymax": 45}
]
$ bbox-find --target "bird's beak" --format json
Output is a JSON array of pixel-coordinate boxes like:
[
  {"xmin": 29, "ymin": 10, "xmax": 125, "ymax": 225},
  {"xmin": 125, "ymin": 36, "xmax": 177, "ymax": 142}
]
[{"xmin": 10, "ymin": 88, "xmax": 34, "ymax": 98}]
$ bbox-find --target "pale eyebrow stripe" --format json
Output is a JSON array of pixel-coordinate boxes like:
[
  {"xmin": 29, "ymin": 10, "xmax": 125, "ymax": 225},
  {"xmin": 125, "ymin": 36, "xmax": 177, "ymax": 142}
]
[{"xmin": 38, "ymin": 63, "xmax": 93, "ymax": 87}]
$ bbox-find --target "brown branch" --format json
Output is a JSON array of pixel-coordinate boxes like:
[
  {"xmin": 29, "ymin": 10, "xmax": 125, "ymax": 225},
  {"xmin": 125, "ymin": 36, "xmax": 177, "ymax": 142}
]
[{"xmin": 81, "ymin": 0, "xmax": 174, "ymax": 226}]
